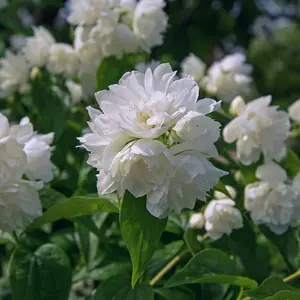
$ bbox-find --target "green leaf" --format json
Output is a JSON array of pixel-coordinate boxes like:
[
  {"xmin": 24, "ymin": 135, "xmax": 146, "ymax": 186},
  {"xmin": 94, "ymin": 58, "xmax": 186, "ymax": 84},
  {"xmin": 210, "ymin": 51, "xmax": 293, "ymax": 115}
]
[
  {"xmin": 281, "ymin": 148, "xmax": 300, "ymax": 177},
  {"xmin": 214, "ymin": 180, "xmax": 232, "ymax": 198},
  {"xmin": 245, "ymin": 276, "xmax": 296, "ymax": 300},
  {"xmin": 165, "ymin": 249, "xmax": 257, "ymax": 289},
  {"xmin": 155, "ymin": 287, "xmax": 195, "ymax": 300},
  {"xmin": 93, "ymin": 274, "xmax": 154, "ymax": 300},
  {"xmin": 9, "ymin": 244, "xmax": 72, "ymax": 300},
  {"xmin": 183, "ymin": 228, "xmax": 204, "ymax": 255},
  {"xmin": 259, "ymin": 226, "xmax": 298, "ymax": 272},
  {"xmin": 39, "ymin": 187, "xmax": 66, "ymax": 209},
  {"xmin": 120, "ymin": 191, "xmax": 167, "ymax": 287},
  {"xmin": 264, "ymin": 290, "xmax": 300, "ymax": 300},
  {"xmin": 26, "ymin": 195, "xmax": 118, "ymax": 230}
]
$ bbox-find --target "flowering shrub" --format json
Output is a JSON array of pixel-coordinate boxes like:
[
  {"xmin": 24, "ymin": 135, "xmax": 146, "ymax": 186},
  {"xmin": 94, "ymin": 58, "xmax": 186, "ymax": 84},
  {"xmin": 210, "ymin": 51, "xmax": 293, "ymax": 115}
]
[{"xmin": 1, "ymin": 1, "xmax": 300, "ymax": 299}]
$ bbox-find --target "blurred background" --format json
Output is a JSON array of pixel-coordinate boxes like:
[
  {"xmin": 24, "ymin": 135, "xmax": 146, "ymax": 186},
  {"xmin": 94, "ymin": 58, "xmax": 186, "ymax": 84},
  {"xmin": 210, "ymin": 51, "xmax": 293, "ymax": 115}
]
[{"xmin": 1, "ymin": 0, "xmax": 300, "ymax": 107}]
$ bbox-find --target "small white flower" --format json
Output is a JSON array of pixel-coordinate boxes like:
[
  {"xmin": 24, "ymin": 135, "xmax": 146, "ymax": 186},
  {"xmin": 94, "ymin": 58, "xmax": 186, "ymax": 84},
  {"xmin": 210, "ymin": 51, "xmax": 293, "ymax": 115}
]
[
  {"xmin": 203, "ymin": 53, "xmax": 252, "ymax": 102},
  {"xmin": 24, "ymin": 26, "xmax": 55, "ymax": 67},
  {"xmin": 133, "ymin": 0, "xmax": 168, "ymax": 51},
  {"xmin": 79, "ymin": 63, "xmax": 226, "ymax": 218},
  {"xmin": 204, "ymin": 199, "xmax": 243, "ymax": 240},
  {"xmin": 189, "ymin": 212, "xmax": 204, "ymax": 229},
  {"xmin": 47, "ymin": 43, "xmax": 79, "ymax": 77},
  {"xmin": 223, "ymin": 95, "xmax": 290, "ymax": 165},
  {"xmin": 0, "ymin": 180, "xmax": 42, "ymax": 232},
  {"xmin": 288, "ymin": 99, "xmax": 300, "ymax": 123},
  {"xmin": 0, "ymin": 50, "xmax": 30, "ymax": 97},
  {"xmin": 229, "ymin": 95, "xmax": 246, "ymax": 116},
  {"xmin": 66, "ymin": 80, "xmax": 83, "ymax": 104},
  {"xmin": 214, "ymin": 185, "xmax": 236, "ymax": 200},
  {"xmin": 245, "ymin": 162, "xmax": 300, "ymax": 235},
  {"xmin": 181, "ymin": 53, "xmax": 206, "ymax": 83},
  {"xmin": 135, "ymin": 60, "xmax": 161, "ymax": 73}
]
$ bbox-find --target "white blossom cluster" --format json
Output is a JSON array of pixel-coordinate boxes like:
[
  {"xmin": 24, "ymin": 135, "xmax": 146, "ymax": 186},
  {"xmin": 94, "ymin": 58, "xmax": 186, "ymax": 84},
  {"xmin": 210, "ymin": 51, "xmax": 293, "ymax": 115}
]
[
  {"xmin": 181, "ymin": 53, "xmax": 252, "ymax": 103},
  {"xmin": 79, "ymin": 63, "xmax": 227, "ymax": 218},
  {"xmin": 189, "ymin": 186, "xmax": 243, "ymax": 240},
  {"xmin": 245, "ymin": 162, "xmax": 300, "ymax": 235},
  {"xmin": 223, "ymin": 95, "xmax": 290, "ymax": 165},
  {"xmin": 0, "ymin": 113, "xmax": 54, "ymax": 231}
]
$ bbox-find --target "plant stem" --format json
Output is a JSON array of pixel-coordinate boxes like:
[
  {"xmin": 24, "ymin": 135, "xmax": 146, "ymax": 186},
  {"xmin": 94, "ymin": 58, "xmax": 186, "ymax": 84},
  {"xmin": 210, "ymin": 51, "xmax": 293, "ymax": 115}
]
[
  {"xmin": 283, "ymin": 269, "xmax": 300, "ymax": 283},
  {"xmin": 12, "ymin": 231, "xmax": 20, "ymax": 245},
  {"xmin": 236, "ymin": 287, "xmax": 244, "ymax": 300},
  {"xmin": 149, "ymin": 250, "xmax": 188, "ymax": 286}
]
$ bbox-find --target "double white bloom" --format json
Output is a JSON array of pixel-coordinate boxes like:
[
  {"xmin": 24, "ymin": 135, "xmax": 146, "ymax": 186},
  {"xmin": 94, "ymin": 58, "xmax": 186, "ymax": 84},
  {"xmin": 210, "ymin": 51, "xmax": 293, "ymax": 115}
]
[
  {"xmin": 224, "ymin": 95, "xmax": 290, "ymax": 165},
  {"xmin": 79, "ymin": 63, "xmax": 226, "ymax": 218},
  {"xmin": 181, "ymin": 53, "xmax": 252, "ymax": 103},
  {"xmin": 245, "ymin": 162, "xmax": 300, "ymax": 235},
  {"xmin": 0, "ymin": 113, "xmax": 54, "ymax": 231}
]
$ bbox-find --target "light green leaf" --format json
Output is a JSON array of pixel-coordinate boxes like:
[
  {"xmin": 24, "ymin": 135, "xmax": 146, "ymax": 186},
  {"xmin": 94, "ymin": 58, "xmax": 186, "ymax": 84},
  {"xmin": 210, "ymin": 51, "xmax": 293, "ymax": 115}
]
[
  {"xmin": 214, "ymin": 180, "xmax": 232, "ymax": 198},
  {"xmin": 9, "ymin": 244, "xmax": 72, "ymax": 300},
  {"xmin": 264, "ymin": 290, "xmax": 300, "ymax": 300},
  {"xmin": 26, "ymin": 195, "xmax": 118, "ymax": 230},
  {"xmin": 281, "ymin": 147, "xmax": 300, "ymax": 177},
  {"xmin": 39, "ymin": 187, "xmax": 66, "ymax": 209},
  {"xmin": 165, "ymin": 249, "xmax": 257, "ymax": 289},
  {"xmin": 120, "ymin": 191, "xmax": 167, "ymax": 288},
  {"xmin": 245, "ymin": 276, "xmax": 296, "ymax": 300}
]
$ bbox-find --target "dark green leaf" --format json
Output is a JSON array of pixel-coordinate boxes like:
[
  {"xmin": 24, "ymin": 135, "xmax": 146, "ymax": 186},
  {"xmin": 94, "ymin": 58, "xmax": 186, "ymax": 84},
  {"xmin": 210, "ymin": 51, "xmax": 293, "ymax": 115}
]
[
  {"xmin": 93, "ymin": 274, "xmax": 154, "ymax": 300},
  {"xmin": 27, "ymin": 195, "xmax": 118, "ymax": 230},
  {"xmin": 245, "ymin": 276, "xmax": 296, "ymax": 300},
  {"xmin": 9, "ymin": 244, "xmax": 72, "ymax": 300},
  {"xmin": 39, "ymin": 187, "xmax": 66, "ymax": 209},
  {"xmin": 120, "ymin": 191, "xmax": 167, "ymax": 287},
  {"xmin": 264, "ymin": 290, "xmax": 300, "ymax": 300},
  {"xmin": 184, "ymin": 228, "xmax": 204, "ymax": 255},
  {"xmin": 155, "ymin": 287, "xmax": 195, "ymax": 300},
  {"xmin": 165, "ymin": 249, "xmax": 257, "ymax": 289}
]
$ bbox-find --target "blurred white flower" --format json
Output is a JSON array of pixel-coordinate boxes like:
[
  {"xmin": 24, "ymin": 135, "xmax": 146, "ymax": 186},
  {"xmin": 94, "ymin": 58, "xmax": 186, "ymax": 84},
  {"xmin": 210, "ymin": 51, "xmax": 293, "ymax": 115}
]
[
  {"xmin": 223, "ymin": 95, "xmax": 290, "ymax": 165},
  {"xmin": 24, "ymin": 26, "xmax": 55, "ymax": 67},
  {"xmin": 204, "ymin": 199, "xmax": 243, "ymax": 240},
  {"xmin": 10, "ymin": 35, "xmax": 27, "ymax": 52},
  {"xmin": 181, "ymin": 53, "xmax": 206, "ymax": 83},
  {"xmin": 79, "ymin": 63, "xmax": 226, "ymax": 218},
  {"xmin": 66, "ymin": 80, "xmax": 83, "ymax": 104},
  {"xmin": 47, "ymin": 43, "xmax": 79, "ymax": 77},
  {"xmin": 0, "ymin": 180, "xmax": 42, "ymax": 232},
  {"xmin": 0, "ymin": 0, "xmax": 7, "ymax": 10},
  {"xmin": 229, "ymin": 95, "xmax": 246, "ymax": 116},
  {"xmin": 203, "ymin": 53, "xmax": 252, "ymax": 102},
  {"xmin": 245, "ymin": 162, "xmax": 300, "ymax": 235},
  {"xmin": 135, "ymin": 60, "xmax": 161, "ymax": 73},
  {"xmin": 133, "ymin": 0, "xmax": 168, "ymax": 51},
  {"xmin": 0, "ymin": 50, "xmax": 30, "ymax": 97},
  {"xmin": 68, "ymin": 0, "xmax": 119, "ymax": 26},
  {"xmin": 189, "ymin": 212, "xmax": 204, "ymax": 229},
  {"xmin": 288, "ymin": 99, "xmax": 300, "ymax": 123},
  {"xmin": 214, "ymin": 185, "xmax": 236, "ymax": 200}
]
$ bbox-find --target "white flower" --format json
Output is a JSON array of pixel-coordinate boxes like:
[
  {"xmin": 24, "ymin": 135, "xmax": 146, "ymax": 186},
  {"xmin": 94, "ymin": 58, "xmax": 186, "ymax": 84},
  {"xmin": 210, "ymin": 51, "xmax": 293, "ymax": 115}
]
[
  {"xmin": 10, "ymin": 34, "xmax": 27, "ymax": 52},
  {"xmin": 229, "ymin": 95, "xmax": 246, "ymax": 116},
  {"xmin": 223, "ymin": 95, "xmax": 290, "ymax": 165},
  {"xmin": 68, "ymin": 0, "xmax": 120, "ymax": 26},
  {"xmin": 0, "ymin": 0, "xmax": 7, "ymax": 10},
  {"xmin": 135, "ymin": 60, "xmax": 161, "ymax": 73},
  {"xmin": 66, "ymin": 80, "xmax": 83, "ymax": 104},
  {"xmin": 47, "ymin": 43, "xmax": 79, "ymax": 77},
  {"xmin": 204, "ymin": 199, "xmax": 243, "ymax": 240},
  {"xmin": 0, "ymin": 50, "xmax": 30, "ymax": 97},
  {"xmin": 24, "ymin": 26, "xmax": 55, "ymax": 67},
  {"xmin": 133, "ymin": 0, "xmax": 168, "ymax": 51},
  {"xmin": 181, "ymin": 53, "xmax": 206, "ymax": 83},
  {"xmin": 79, "ymin": 63, "xmax": 226, "ymax": 218},
  {"xmin": 189, "ymin": 212, "xmax": 204, "ymax": 229},
  {"xmin": 0, "ymin": 114, "xmax": 26, "ymax": 187},
  {"xmin": 0, "ymin": 180, "xmax": 42, "ymax": 232},
  {"xmin": 288, "ymin": 99, "xmax": 300, "ymax": 123},
  {"xmin": 203, "ymin": 53, "xmax": 252, "ymax": 102},
  {"xmin": 214, "ymin": 185, "xmax": 236, "ymax": 200},
  {"xmin": 245, "ymin": 162, "xmax": 300, "ymax": 234}
]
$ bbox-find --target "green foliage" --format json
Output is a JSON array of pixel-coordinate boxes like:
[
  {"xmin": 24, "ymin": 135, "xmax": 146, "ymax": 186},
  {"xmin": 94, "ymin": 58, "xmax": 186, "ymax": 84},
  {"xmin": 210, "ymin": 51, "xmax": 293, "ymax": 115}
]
[
  {"xmin": 120, "ymin": 191, "xmax": 167, "ymax": 287},
  {"xmin": 27, "ymin": 195, "xmax": 118, "ymax": 230},
  {"xmin": 165, "ymin": 249, "xmax": 258, "ymax": 289},
  {"xmin": 9, "ymin": 244, "xmax": 72, "ymax": 300}
]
